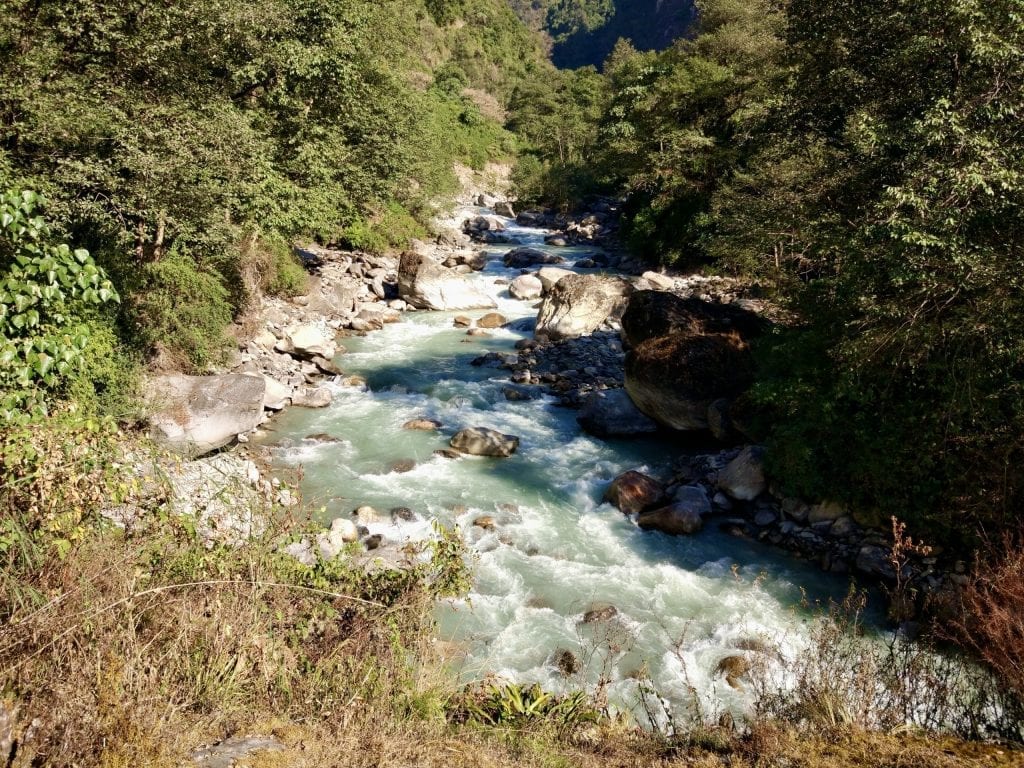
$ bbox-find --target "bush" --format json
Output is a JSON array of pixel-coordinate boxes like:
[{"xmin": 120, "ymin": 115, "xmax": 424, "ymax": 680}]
[
  {"xmin": 950, "ymin": 537, "xmax": 1024, "ymax": 702},
  {"xmin": 128, "ymin": 251, "xmax": 232, "ymax": 371}
]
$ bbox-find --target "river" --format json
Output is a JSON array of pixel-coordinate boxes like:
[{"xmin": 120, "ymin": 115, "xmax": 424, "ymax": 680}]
[{"xmin": 259, "ymin": 206, "xmax": 856, "ymax": 727}]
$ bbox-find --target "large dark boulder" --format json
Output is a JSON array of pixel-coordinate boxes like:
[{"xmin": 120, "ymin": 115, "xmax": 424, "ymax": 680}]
[
  {"xmin": 503, "ymin": 247, "xmax": 566, "ymax": 268},
  {"xmin": 620, "ymin": 291, "xmax": 769, "ymax": 349},
  {"xmin": 576, "ymin": 389, "xmax": 658, "ymax": 438},
  {"xmin": 535, "ymin": 274, "xmax": 632, "ymax": 341},
  {"xmin": 624, "ymin": 334, "xmax": 755, "ymax": 431}
]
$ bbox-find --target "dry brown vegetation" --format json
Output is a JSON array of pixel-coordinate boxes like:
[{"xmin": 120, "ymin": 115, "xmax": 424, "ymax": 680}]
[{"xmin": 1, "ymin": 423, "xmax": 1022, "ymax": 767}]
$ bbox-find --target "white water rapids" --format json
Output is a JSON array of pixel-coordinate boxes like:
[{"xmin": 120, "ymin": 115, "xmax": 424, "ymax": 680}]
[{"xmin": 260, "ymin": 207, "xmax": 860, "ymax": 727}]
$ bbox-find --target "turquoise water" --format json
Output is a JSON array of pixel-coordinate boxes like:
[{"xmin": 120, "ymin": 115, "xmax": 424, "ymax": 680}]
[{"xmin": 260, "ymin": 209, "xmax": 855, "ymax": 726}]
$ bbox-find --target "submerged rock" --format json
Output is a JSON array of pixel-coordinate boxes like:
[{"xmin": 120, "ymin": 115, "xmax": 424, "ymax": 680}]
[
  {"xmin": 403, "ymin": 418, "xmax": 442, "ymax": 431},
  {"xmin": 450, "ymin": 427, "xmax": 520, "ymax": 458}
]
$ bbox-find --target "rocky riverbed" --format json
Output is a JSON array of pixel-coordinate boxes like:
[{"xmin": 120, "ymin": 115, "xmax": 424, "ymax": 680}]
[{"xmin": 136, "ymin": 179, "xmax": 967, "ymax": 727}]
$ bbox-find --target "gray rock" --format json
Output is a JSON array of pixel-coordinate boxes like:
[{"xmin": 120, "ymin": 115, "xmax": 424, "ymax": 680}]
[
  {"xmin": 718, "ymin": 446, "xmax": 767, "ymax": 501},
  {"xmin": 398, "ymin": 251, "xmax": 496, "ymax": 311},
  {"xmin": 291, "ymin": 386, "xmax": 333, "ymax": 408},
  {"xmin": 493, "ymin": 201, "xmax": 515, "ymax": 218},
  {"xmin": 147, "ymin": 374, "xmax": 266, "ymax": 456},
  {"xmin": 277, "ymin": 323, "xmax": 337, "ymax": 359},
  {"xmin": 535, "ymin": 274, "xmax": 632, "ymax": 341},
  {"xmin": 577, "ymin": 389, "xmax": 658, "ymax": 438},
  {"xmin": 450, "ymin": 427, "xmax": 520, "ymax": 458},
  {"xmin": 640, "ymin": 271, "xmax": 675, "ymax": 291},
  {"xmin": 192, "ymin": 735, "xmax": 286, "ymax": 768},
  {"xmin": 509, "ymin": 274, "xmax": 544, "ymax": 300},
  {"xmin": 856, "ymin": 545, "xmax": 896, "ymax": 579},
  {"xmin": 673, "ymin": 484, "xmax": 713, "ymax": 516},
  {"xmin": 259, "ymin": 374, "xmax": 292, "ymax": 410},
  {"xmin": 536, "ymin": 266, "xmax": 575, "ymax": 293}
]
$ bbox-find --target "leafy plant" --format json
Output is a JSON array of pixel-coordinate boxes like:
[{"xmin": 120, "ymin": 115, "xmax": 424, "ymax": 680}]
[{"xmin": 0, "ymin": 189, "xmax": 120, "ymax": 423}]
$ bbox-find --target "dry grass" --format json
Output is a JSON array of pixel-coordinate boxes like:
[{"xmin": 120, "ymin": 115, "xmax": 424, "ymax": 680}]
[{"xmin": 1, "ymin": 424, "xmax": 1022, "ymax": 767}]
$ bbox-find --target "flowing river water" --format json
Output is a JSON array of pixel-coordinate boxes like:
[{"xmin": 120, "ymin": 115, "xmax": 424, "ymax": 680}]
[{"xmin": 260, "ymin": 207, "xmax": 859, "ymax": 726}]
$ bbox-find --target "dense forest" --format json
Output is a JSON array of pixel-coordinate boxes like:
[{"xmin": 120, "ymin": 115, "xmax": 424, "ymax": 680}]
[
  {"xmin": 511, "ymin": 0, "xmax": 1024, "ymax": 545},
  {"xmin": 0, "ymin": 0, "xmax": 549, "ymax": 403}
]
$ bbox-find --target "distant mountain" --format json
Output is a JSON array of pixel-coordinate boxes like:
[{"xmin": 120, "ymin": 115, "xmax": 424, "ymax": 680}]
[{"xmin": 508, "ymin": 0, "xmax": 697, "ymax": 69}]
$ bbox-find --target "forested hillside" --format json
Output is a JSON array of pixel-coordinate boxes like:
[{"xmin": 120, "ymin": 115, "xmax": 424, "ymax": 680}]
[
  {"xmin": 512, "ymin": 0, "xmax": 1024, "ymax": 544},
  {"xmin": 508, "ymin": 0, "xmax": 696, "ymax": 68},
  {"xmin": 0, "ymin": 0, "xmax": 549, "ymax": 401}
]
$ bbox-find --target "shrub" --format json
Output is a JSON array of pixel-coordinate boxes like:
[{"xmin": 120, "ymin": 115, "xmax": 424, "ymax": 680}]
[
  {"xmin": 950, "ymin": 537, "xmax": 1024, "ymax": 702},
  {"xmin": 128, "ymin": 250, "xmax": 232, "ymax": 371}
]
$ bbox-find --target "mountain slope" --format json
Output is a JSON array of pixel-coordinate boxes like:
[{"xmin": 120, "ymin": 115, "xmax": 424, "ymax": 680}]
[{"xmin": 508, "ymin": 0, "xmax": 697, "ymax": 68}]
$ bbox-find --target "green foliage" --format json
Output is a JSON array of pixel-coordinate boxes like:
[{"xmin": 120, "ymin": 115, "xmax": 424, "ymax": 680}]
[
  {"xmin": 456, "ymin": 681, "xmax": 600, "ymax": 731},
  {"xmin": 720, "ymin": 0, "xmax": 1024, "ymax": 539},
  {"xmin": 127, "ymin": 252, "xmax": 232, "ymax": 371},
  {"xmin": 0, "ymin": 0, "xmax": 543, "ymax": 371},
  {"xmin": 508, "ymin": 0, "xmax": 697, "ymax": 69},
  {"xmin": 0, "ymin": 189, "xmax": 120, "ymax": 423}
]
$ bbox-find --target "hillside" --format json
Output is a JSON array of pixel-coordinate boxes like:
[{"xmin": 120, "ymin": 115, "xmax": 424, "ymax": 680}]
[{"xmin": 508, "ymin": 0, "xmax": 697, "ymax": 68}]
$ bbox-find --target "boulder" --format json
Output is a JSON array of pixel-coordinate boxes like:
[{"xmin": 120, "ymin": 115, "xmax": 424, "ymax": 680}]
[
  {"xmin": 276, "ymin": 323, "xmax": 338, "ymax": 360},
  {"xmin": 640, "ymin": 271, "xmax": 675, "ymax": 291},
  {"xmin": 503, "ymin": 247, "xmax": 566, "ymax": 269},
  {"xmin": 516, "ymin": 210, "xmax": 548, "ymax": 227},
  {"xmin": 809, "ymin": 500, "xmax": 846, "ymax": 524},
  {"xmin": 544, "ymin": 235, "xmax": 569, "ymax": 247},
  {"xmin": 718, "ymin": 446, "xmax": 767, "ymax": 501},
  {"xmin": 317, "ymin": 517, "xmax": 359, "ymax": 559},
  {"xmin": 603, "ymin": 470, "xmax": 665, "ymax": 515},
  {"xmin": 620, "ymin": 291, "xmax": 769, "ymax": 350},
  {"xmin": 463, "ymin": 215, "xmax": 505, "ymax": 234},
  {"xmin": 147, "ymin": 374, "xmax": 265, "ymax": 456},
  {"xmin": 476, "ymin": 312, "xmax": 507, "ymax": 329},
  {"xmin": 576, "ymin": 389, "xmax": 658, "ymax": 438},
  {"xmin": 260, "ymin": 375, "xmax": 292, "ymax": 411},
  {"xmin": 535, "ymin": 274, "xmax": 632, "ymax": 341},
  {"xmin": 582, "ymin": 604, "xmax": 618, "ymax": 623},
  {"xmin": 450, "ymin": 427, "xmax": 520, "ymax": 458},
  {"xmin": 509, "ymin": 274, "xmax": 544, "ymax": 300},
  {"xmin": 638, "ymin": 503, "xmax": 704, "ymax": 536},
  {"xmin": 493, "ymin": 201, "xmax": 515, "ymax": 218},
  {"xmin": 292, "ymin": 386, "xmax": 333, "ymax": 408},
  {"xmin": 856, "ymin": 545, "xmax": 896, "ymax": 579},
  {"xmin": 536, "ymin": 267, "xmax": 575, "ymax": 293},
  {"xmin": 398, "ymin": 251, "xmax": 496, "ymax": 312},
  {"xmin": 624, "ymin": 334, "xmax": 754, "ymax": 431}
]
